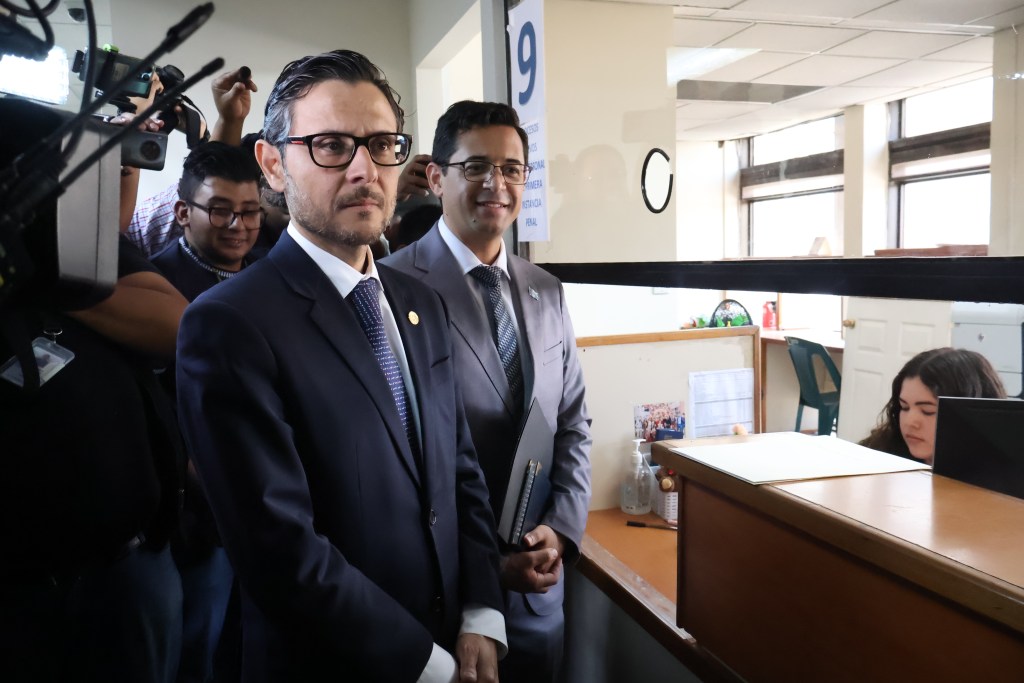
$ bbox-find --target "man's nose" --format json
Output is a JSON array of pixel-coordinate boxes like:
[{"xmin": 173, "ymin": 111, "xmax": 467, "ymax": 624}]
[
  {"xmin": 346, "ymin": 144, "xmax": 379, "ymax": 183},
  {"xmin": 482, "ymin": 167, "xmax": 507, "ymax": 189}
]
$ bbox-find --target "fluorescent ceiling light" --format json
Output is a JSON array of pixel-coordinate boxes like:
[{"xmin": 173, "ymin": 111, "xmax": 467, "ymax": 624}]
[{"xmin": 667, "ymin": 47, "xmax": 759, "ymax": 84}]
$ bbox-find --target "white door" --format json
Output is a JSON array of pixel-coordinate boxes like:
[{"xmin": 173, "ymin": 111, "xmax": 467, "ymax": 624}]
[{"xmin": 837, "ymin": 297, "xmax": 952, "ymax": 443}]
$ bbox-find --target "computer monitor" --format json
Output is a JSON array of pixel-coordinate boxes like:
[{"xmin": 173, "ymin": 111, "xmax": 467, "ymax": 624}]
[{"xmin": 933, "ymin": 396, "xmax": 1024, "ymax": 501}]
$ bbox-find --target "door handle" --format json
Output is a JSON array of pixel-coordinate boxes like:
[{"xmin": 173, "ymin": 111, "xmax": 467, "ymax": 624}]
[{"xmin": 842, "ymin": 319, "xmax": 856, "ymax": 328}]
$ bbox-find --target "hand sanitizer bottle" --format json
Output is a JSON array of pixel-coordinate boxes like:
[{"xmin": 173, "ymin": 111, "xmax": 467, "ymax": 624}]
[{"xmin": 621, "ymin": 439, "xmax": 655, "ymax": 515}]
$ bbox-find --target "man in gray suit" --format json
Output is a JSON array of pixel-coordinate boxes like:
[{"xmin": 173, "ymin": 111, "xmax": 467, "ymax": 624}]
[{"xmin": 383, "ymin": 101, "xmax": 591, "ymax": 682}]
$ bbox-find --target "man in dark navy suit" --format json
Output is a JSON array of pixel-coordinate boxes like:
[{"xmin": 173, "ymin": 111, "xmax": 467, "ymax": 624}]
[{"xmin": 175, "ymin": 50, "xmax": 505, "ymax": 683}]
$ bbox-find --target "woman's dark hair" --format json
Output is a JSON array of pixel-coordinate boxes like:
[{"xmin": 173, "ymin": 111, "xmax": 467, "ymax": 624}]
[
  {"xmin": 859, "ymin": 347, "xmax": 1007, "ymax": 457},
  {"xmin": 262, "ymin": 50, "xmax": 404, "ymax": 148}
]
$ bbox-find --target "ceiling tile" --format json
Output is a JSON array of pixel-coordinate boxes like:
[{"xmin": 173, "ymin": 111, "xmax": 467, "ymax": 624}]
[
  {"xmin": 673, "ymin": 18, "xmax": 753, "ymax": 47},
  {"xmin": 775, "ymin": 85, "xmax": 910, "ymax": 109},
  {"xmin": 752, "ymin": 54, "xmax": 902, "ymax": 85},
  {"xmin": 676, "ymin": 101, "xmax": 768, "ymax": 118},
  {"xmin": 718, "ymin": 23, "xmax": 865, "ymax": 51},
  {"xmin": 729, "ymin": 0, "xmax": 892, "ymax": 20},
  {"xmin": 856, "ymin": 0, "xmax": 1024, "ymax": 27},
  {"xmin": 825, "ymin": 31, "xmax": 969, "ymax": 58},
  {"xmin": 969, "ymin": 6, "xmax": 1024, "ymax": 28},
  {"xmin": 846, "ymin": 59, "xmax": 992, "ymax": 87},
  {"xmin": 695, "ymin": 51, "xmax": 809, "ymax": 81},
  {"xmin": 922, "ymin": 36, "xmax": 994, "ymax": 62}
]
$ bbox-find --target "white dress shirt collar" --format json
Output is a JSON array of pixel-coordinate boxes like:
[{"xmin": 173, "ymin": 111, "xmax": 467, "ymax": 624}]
[
  {"xmin": 287, "ymin": 223, "xmax": 379, "ymax": 295},
  {"xmin": 437, "ymin": 216, "xmax": 510, "ymax": 279}
]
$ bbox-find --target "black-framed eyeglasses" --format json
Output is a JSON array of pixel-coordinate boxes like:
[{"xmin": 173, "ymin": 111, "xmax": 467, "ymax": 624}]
[
  {"xmin": 440, "ymin": 160, "xmax": 532, "ymax": 185},
  {"xmin": 186, "ymin": 201, "xmax": 264, "ymax": 230},
  {"xmin": 283, "ymin": 132, "xmax": 412, "ymax": 168}
]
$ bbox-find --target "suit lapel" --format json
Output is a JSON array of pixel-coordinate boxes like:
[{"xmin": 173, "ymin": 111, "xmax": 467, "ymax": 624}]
[
  {"xmin": 270, "ymin": 234, "xmax": 421, "ymax": 488},
  {"xmin": 507, "ymin": 256, "xmax": 540, "ymax": 404},
  {"xmin": 414, "ymin": 227, "xmax": 519, "ymax": 416}
]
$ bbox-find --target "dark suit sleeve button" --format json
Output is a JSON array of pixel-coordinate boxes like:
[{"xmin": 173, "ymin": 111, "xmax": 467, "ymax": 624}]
[{"xmin": 428, "ymin": 508, "xmax": 437, "ymax": 526}]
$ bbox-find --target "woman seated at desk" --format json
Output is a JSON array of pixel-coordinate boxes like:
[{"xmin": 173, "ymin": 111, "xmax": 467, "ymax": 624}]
[{"xmin": 860, "ymin": 348, "xmax": 1006, "ymax": 465}]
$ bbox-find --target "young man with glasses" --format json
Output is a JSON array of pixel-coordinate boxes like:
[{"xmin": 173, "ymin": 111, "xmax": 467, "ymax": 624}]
[
  {"xmin": 175, "ymin": 50, "xmax": 505, "ymax": 683},
  {"xmin": 383, "ymin": 101, "xmax": 592, "ymax": 683},
  {"xmin": 151, "ymin": 142, "xmax": 263, "ymax": 302}
]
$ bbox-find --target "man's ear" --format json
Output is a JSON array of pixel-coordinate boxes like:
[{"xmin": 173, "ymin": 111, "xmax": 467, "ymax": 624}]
[
  {"xmin": 256, "ymin": 139, "xmax": 286, "ymax": 193},
  {"xmin": 173, "ymin": 200, "xmax": 190, "ymax": 228},
  {"xmin": 426, "ymin": 161, "xmax": 444, "ymax": 198}
]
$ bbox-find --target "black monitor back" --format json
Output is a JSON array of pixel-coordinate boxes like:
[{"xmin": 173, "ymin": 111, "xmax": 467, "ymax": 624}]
[{"xmin": 933, "ymin": 397, "xmax": 1024, "ymax": 501}]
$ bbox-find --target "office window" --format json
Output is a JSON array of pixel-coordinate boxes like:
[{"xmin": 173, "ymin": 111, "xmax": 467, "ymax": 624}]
[
  {"xmin": 751, "ymin": 116, "xmax": 842, "ymax": 166},
  {"xmin": 892, "ymin": 78, "xmax": 992, "ymax": 249},
  {"xmin": 901, "ymin": 174, "xmax": 990, "ymax": 249},
  {"xmin": 749, "ymin": 191, "xmax": 844, "ymax": 257},
  {"xmin": 903, "ymin": 78, "xmax": 992, "ymax": 137}
]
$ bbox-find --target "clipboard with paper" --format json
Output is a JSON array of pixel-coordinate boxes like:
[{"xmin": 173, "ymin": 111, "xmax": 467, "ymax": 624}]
[{"xmin": 497, "ymin": 397, "xmax": 554, "ymax": 546}]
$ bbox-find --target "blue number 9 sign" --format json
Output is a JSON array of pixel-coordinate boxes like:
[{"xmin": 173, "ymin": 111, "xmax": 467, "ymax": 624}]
[{"xmin": 517, "ymin": 21, "xmax": 536, "ymax": 105}]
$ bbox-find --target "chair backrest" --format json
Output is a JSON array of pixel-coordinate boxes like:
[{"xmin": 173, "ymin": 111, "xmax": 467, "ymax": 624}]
[{"xmin": 785, "ymin": 336, "xmax": 842, "ymax": 407}]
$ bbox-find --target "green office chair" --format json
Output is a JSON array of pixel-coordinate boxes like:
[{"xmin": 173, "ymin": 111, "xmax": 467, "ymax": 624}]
[{"xmin": 785, "ymin": 336, "xmax": 842, "ymax": 435}]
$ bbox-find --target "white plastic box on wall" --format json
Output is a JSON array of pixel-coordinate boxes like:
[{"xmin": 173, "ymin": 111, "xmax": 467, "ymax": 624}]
[{"xmin": 951, "ymin": 302, "xmax": 1024, "ymax": 397}]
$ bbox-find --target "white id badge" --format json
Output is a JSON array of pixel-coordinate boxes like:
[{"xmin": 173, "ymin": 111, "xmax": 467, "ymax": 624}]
[{"xmin": 0, "ymin": 337, "xmax": 75, "ymax": 387}]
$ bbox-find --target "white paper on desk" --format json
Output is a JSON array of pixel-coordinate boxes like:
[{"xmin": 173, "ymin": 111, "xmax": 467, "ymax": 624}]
[
  {"xmin": 688, "ymin": 368, "xmax": 754, "ymax": 438},
  {"xmin": 671, "ymin": 432, "xmax": 930, "ymax": 484}
]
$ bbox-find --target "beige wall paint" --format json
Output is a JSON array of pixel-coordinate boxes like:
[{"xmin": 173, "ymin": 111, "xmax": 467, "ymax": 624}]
[{"xmin": 532, "ymin": 0, "xmax": 676, "ymax": 264}]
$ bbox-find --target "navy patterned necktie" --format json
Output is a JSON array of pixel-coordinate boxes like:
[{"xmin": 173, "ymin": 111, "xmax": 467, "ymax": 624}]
[
  {"xmin": 470, "ymin": 265, "xmax": 524, "ymax": 405},
  {"xmin": 349, "ymin": 278, "xmax": 418, "ymax": 453}
]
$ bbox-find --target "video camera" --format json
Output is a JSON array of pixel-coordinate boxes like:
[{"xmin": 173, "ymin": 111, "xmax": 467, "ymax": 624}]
[
  {"xmin": 0, "ymin": 1, "xmax": 220, "ymax": 316},
  {"xmin": 71, "ymin": 46, "xmax": 209, "ymax": 161}
]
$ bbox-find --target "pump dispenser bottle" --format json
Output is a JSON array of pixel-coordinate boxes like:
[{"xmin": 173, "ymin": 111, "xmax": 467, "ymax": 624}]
[{"xmin": 621, "ymin": 439, "xmax": 655, "ymax": 515}]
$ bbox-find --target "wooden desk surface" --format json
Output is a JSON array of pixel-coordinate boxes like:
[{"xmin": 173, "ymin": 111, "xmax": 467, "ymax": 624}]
[
  {"xmin": 579, "ymin": 508, "xmax": 741, "ymax": 682},
  {"xmin": 653, "ymin": 436, "xmax": 1024, "ymax": 682}
]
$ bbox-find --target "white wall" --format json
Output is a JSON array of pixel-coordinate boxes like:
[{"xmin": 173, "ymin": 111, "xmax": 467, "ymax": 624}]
[{"xmin": 108, "ymin": 0, "xmax": 412, "ymax": 200}]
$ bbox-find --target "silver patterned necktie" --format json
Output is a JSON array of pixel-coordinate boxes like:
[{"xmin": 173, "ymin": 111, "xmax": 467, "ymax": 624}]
[
  {"xmin": 349, "ymin": 278, "xmax": 418, "ymax": 453},
  {"xmin": 470, "ymin": 265, "xmax": 524, "ymax": 406}
]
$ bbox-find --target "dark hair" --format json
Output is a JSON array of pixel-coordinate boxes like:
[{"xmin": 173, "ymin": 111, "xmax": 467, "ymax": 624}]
[
  {"xmin": 262, "ymin": 50, "xmax": 404, "ymax": 148},
  {"xmin": 177, "ymin": 141, "xmax": 262, "ymax": 202},
  {"xmin": 431, "ymin": 100, "xmax": 529, "ymax": 166},
  {"xmin": 391, "ymin": 204, "xmax": 441, "ymax": 252},
  {"xmin": 860, "ymin": 347, "xmax": 1007, "ymax": 457}
]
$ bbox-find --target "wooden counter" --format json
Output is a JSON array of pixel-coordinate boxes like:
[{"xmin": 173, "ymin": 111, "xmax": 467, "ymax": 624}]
[
  {"xmin": 578, "ymin": 508, "xmax": 742, "ymax": 682},
  {"xmin": 653, "ymin": 435, "xmax": 1024, "ymax": 683}
]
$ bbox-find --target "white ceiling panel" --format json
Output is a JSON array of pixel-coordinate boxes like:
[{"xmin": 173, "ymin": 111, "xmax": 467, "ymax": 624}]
[
  {"xmin": 774, "ymin": 84, "xmax": 910, "ymax": 110},
  {"xmin": 695, "ymin": 51, "xmax": 809, "ymax": 81},
  {"xmin": 673, "ymin": 18, "xmax": 753, "ymax": 47},
  {"xmin": 753, "ymin": 54, "xmax": 902, "ymax": 86},
  {"xmin": 680, "ymin": 0, "xmax": 746, "ymax": 8},
  {"xmin": 717, "ymin": 23, "xmax": 865, "ymax": 52},
  {"xmin": 824, "ymin": 31, "xmax": 969, "ymax": 59},
  {"xmin": 922, "ymin": 36, "xmax": 994, "ymax": 62},
  {"xmin": 846, "ymin": 59, "xmax": 991, "ymax": 88},
  {"xmin": 856, "ymin": 0, "xmax": 1024, "ymax": 27},
  {"xmin": 969, "ymin": 6, "xmax": 1024, "ymax": 28},
  {"xmin": 676, "ymin": 101, "xmax": 769, "ymax": 118},
  {"xmin": 728, "ymin": 0, "xmax": 892, "ymax": 19}
]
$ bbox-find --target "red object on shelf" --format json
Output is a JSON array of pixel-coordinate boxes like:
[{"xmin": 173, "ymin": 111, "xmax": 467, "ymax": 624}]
[{"xmin": 762, "ymin": 301, "xmax": 777, "ymax": 329}]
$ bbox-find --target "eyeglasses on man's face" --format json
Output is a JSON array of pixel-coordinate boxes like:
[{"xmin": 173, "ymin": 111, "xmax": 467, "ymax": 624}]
[
  {"xmin": 186, "ymin": 201, "xmax": 265, "ymax": 230},
  {"xmin": 440, "ymin": 160, "xmax": 532, "ymax": 185},
  {"xmin": 283, "ymin": 132, "xmax": 412, "ymax": 168}
]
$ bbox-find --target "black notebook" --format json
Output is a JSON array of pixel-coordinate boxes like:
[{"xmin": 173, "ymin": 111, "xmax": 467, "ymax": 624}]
[{"xmin": 497, "ymin": 398, "xmax": 554, "ymax": 545}]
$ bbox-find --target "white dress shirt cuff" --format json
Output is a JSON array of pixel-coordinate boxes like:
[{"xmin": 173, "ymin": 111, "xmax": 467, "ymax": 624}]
[
  {"xmin": 416, "ymin": 605, "xmax": 508, "ymax": 683},
  {"xmin": 417, "ymin": 644, "xmax": 457, "ymax": 683},
  {"xmin": 461, "ymin": 604, "xmax": 508, "ymax": 659}
]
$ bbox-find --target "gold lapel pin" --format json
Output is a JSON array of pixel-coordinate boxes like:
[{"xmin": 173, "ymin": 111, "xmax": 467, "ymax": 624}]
[{"xmin": 408, "ymin": 311, "xmax": 420, "ymax": 325}]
